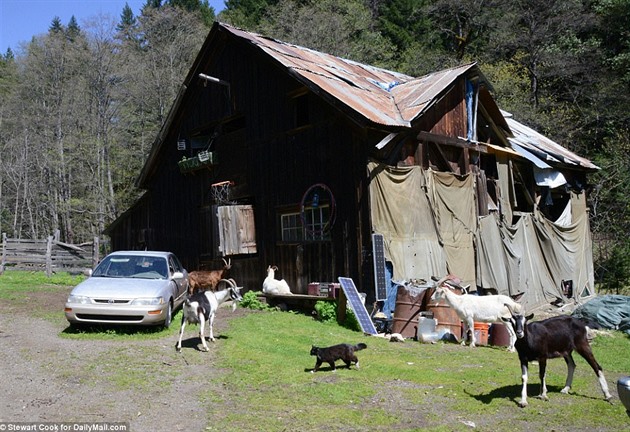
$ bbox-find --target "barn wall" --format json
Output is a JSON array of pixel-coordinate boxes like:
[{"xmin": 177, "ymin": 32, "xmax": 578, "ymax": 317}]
[{"xmin": 108, "ymin": 34, "xmax": 371, "ymax": 293}]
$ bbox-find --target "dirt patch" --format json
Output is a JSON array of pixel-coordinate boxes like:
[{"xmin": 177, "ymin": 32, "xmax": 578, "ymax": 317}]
[{"xmin": 0, "ymin": 290, "xmax": 243, "ymax": 430}]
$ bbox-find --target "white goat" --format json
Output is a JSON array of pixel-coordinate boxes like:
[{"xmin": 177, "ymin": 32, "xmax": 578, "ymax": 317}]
[
  {"xmin": 262, "ymin": 265, "xmax": 292, "ymax": 295},
  {"xmin": 431, "ymin": 277, "xmax": 522, "ymax": 351},
  {"xmin": 176, "ymin": 279, "xmax": 242, "ymax": 352}
]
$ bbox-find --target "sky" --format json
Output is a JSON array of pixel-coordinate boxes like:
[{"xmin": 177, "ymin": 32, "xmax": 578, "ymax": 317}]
[{"xmin": 0, "ymin": 0, "xmax": 227, "ymax": 55}]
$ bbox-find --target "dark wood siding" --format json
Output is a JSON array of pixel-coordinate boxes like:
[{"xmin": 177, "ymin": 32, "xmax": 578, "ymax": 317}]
[{"xmin": 108, "ymin": 35, "xmax": 371, "ymax": 294}]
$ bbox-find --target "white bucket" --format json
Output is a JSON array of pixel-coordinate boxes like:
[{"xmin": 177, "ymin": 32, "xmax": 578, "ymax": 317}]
[{"xmin": 417, "ymin": 316, "xmax": 438, "ymax": 342}]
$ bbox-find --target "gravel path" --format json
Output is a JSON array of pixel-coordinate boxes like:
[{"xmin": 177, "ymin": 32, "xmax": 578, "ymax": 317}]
[{"xmin": 0, "ymin": 291, "xmax": 238, "ymax": 431}]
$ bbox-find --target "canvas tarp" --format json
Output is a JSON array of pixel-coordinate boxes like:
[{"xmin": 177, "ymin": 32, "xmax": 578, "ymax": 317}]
[
  {"xmin": 369, "ymin": 161, "xmax": 595, "ymax": 312},
  {"xmin": 425, "ymin": 170, "xmax": 477, "ymax": 287},
  {"xmin": 368, "ymin": 162, "xmax": 447, "ymax": 281},
  {"xmin": 572, "ymin": 295, "xmax": 630, "ymax": 335},
  {"xmin": 474, "ymin": 193, "xmax": 594, "ymax": 311}
]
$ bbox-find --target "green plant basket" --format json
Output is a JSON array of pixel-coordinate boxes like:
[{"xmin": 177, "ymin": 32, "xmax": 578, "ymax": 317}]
[{"xmin": 178, "ymin": 152, "xmax": 218, "ymax": 173}]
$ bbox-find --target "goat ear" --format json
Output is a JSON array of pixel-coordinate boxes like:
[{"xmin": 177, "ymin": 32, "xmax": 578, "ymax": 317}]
[{"xmin": 526, "ymin": 313, "xmax": 534, "ymax": 321}]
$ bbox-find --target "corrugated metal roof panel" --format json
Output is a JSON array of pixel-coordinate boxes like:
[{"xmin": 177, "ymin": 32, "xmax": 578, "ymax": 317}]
[
  {"xmin": 224, "ymin": 23, "xmax": 464, "ymax": 127},
  {"xmin": 503, "ymin": 112, "xmax": 599, "ymax": 171},
  {"xmin": 222, "ymin": 24, "xmax": 599, "ymax": 170}
]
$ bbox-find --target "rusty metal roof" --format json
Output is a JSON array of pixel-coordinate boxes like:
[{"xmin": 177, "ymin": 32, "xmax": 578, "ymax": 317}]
[
  {"xmin": 503, "ymin": 111, "xmax": 600, "ymax": 171},
  {"xmin": 224, "ymin": 24, "xmax": 477, "ymax": 127},
  {"xmin": 221, "ymin": 24, "xmax": 598, "ymax": 171}
]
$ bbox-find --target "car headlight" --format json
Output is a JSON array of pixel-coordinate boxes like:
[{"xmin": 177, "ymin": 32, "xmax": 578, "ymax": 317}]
[
  {"xmin": 67, "ymin": 295, "xmax": 91, "ymax": 304},
  {"xmin": 130, "ymin": 297, "xmax": 164, "ymax": 306}
]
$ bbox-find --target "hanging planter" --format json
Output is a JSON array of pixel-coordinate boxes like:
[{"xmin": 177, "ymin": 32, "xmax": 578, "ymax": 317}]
[{"xmin": 178, "ymin": 152, "xmax": 218, "ymax": 173}]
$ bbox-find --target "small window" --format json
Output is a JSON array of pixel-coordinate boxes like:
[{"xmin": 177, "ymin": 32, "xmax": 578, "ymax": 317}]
[
  {"xmin": 288, "ymin": 88, "xmax": 310, "ymax": 129},
  {"xmin": 281, "ymin": 212, "xmax": 303, "ymax": 242},
  {"xmin": 280, "ymin": 205, "xmax": 331, "ymax": 242}
]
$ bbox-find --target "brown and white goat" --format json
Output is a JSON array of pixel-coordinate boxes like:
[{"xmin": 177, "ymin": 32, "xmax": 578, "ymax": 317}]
[
  {"xmin": 502, "ymin": 308, "xmax": 612, "ymax": 407},
  {"xmin": 188, "ymin": 258, "xmax": 231, "ymax": 294}
]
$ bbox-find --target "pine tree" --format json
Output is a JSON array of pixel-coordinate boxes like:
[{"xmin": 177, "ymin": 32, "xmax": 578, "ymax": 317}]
[
  {"xmin": 49, "ymin": 16, "xmax": 64, "ymax": 34},
  {"xmin": 117, "ymin": 3, "xmax": 138, "ymax": 33},
  {"xmin": 66, "ymin": 16, "xmax": 81, "ymax": 41}
]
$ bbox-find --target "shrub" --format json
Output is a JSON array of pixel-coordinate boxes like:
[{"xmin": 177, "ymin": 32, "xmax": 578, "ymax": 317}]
[
  {"xmin": 239, "ymin": 290, "xmax": 274, "ymax": 311},
  {"xmin": 314, "ymin": 300, "xmax": 336, "ymax": 322},
  {"xmin": 342, "ymin": 309, "xmax": 361, "ymax": 332}
]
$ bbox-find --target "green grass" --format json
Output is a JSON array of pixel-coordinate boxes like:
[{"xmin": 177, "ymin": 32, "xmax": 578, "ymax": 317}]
[
  {"xmin": 0, "ymin": 270, "xmax": 85, "ymax": 296},
  {"xmin": 207, "ymin": 310, "xmax": 630, "ymax": 431},
  {"xmin": 3, "ymin": 270, "xmax": 629, "ymax": 431}
]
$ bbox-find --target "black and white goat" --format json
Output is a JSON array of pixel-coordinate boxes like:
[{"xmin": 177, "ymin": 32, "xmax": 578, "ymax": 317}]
[
  {"xmin": 502, "ymin": 307, "xmax": 612, "ymax": 407},
  {"xmin": 176, "ymin": 279, "xmax": 242, "ymax": 352}
]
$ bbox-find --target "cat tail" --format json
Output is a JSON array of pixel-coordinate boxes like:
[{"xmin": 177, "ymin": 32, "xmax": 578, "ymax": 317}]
[{"xmin": 354, "ymin": 343, "xmax": 367, "ymax": 351}]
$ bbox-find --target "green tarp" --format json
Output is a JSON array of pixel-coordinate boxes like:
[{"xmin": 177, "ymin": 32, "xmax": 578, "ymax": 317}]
[{"xmin": 368, "ymin": 161, "xmax": 595, "ymax": 312}]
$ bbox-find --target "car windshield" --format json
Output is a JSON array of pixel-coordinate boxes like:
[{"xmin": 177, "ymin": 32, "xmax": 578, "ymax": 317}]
[{"xmin": 92, "ymin": 255, "xmax": 168, "ymax": 279}]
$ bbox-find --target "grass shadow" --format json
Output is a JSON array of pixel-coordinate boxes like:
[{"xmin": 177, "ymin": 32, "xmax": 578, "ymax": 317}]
[
  {"xmin": 467, "ymin": 383, "xmax": 605, "ymax": 406},
  {"xmin": 62, "ymin": 323, "xmax": 167, "ymax": 335}
]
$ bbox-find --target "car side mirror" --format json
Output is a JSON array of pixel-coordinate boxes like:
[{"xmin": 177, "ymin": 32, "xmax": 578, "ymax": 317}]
[
  {"xmin": 84, "ymin": 268, "xmax": 93, "ymax": 277},
  {"xmin": 172, "ymin": 271, "xmax": 184, "ymax": 279}
]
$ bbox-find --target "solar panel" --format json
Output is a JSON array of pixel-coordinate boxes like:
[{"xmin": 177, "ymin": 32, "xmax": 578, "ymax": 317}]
[
  {"xmin": 337, "ymin": 277, "xmax": 377, "ymax": 335},
  {"xmin": 372, "ymin": 233, "xmax": 387, "ymax": 301}
]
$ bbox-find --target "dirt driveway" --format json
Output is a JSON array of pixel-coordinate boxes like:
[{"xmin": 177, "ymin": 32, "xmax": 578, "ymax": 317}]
[{"xmin": 0, "ymin": 289, "xmax": 239, "ymax": 431}]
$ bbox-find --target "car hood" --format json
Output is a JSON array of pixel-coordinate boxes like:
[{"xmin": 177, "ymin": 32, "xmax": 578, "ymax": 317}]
[{"xmin": 69, "ymin": 277, "xmax": 171, "ymax": 299}]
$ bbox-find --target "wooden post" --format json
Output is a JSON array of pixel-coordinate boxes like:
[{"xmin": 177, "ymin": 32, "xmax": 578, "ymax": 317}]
[
  {"xmin": 93, "ymin": 236, "xmax": 100, "ymax": 268},
  {"xmin": 0, "ymin": 232, "xmax": 6, "ymax": 275},
  {"xmin": 337, "ymin": 289, "xmax": 347, "ymax": 325},
  {"xmin": 45, "ymin": 236, "xmax": 53, "ymax": 277}
]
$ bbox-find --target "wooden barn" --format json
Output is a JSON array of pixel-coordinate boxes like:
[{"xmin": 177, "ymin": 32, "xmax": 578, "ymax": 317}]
[{"xmin": 105, "ymin": 22, "xmax": 599, "ymax": 311}]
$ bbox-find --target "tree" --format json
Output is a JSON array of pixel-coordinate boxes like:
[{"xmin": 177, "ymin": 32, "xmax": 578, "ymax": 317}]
[
  {"xmin": 67, "ymin": 15, "xmax": 81, "ymax": 41},
  {"xmin": 421, "ymin": 0, "xmax": 502, "ymax": 61},
  {"xmin": 258, "ymin": 0, "xmax": 395, "ymax": 68},
  {"xmin": 222, "ymin": 0, "xmax": 279, "ymax": 29},
  {"xmin": 168, "ymin": 0, "xmax": 216, "ymax": 26},
  {"xmin": 49, "ymin": 16, "xmax": 63, "ymax": 33},
  {"xmin": 117, "ymin": 3, "xmax": 138, "ymax": 32}
]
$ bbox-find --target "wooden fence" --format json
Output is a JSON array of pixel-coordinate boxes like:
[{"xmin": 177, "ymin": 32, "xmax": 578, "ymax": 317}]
[{"xmin": 0, "ymin": 232, "xmax": 100, "ymax": 276}]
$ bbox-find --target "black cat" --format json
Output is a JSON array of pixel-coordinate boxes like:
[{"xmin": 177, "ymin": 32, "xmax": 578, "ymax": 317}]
[{"xmin": 310, "ymin": 343, "xmax": 367, "ymax": 372}]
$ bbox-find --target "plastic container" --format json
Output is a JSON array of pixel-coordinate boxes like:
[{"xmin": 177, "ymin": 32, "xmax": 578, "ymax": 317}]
[
  {"xmin": 418, "ymin": 332, "xmax": 440, "ymax": 343},
  {"xmin": 473, "ymin": 322, "xmax": 489, "ymax": 346},
  {"xmin": 308, "ymin": 283, "xmax": 320, "ymax": 296},
  {"xmin": 417, "ymin": 315, "xmax": 438, "ymax": 342}
]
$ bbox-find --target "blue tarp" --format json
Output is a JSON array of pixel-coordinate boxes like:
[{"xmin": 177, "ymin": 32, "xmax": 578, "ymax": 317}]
[{"xmin": 572, "ymin": 295, "xmax": 630, "ymax": 335}]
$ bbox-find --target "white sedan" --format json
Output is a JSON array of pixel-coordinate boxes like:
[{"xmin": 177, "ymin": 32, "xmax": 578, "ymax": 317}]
[{"xmin": 64, "ymin": 251, "xmax": 189, "ymax": 328}]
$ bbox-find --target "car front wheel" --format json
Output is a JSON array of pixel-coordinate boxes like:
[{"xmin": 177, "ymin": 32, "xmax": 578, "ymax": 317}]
[{"xmin": 163, "ymin": 300, "xmax": 173, "ymax": 328}]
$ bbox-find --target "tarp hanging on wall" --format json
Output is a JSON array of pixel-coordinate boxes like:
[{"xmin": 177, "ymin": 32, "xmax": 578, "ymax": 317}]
[
  {"xmin": 425, "ymin": 170, "xmax": 477, "ymax": 288},
  {"xmin": 369, "ymin": 161, "xmax": 595, "ymax": 312},
  {"xmin": 475, "ymin": 196, "xmax": 594, "ymax": 311},
  {"xmin": 368, "ymin": 162, "xmax": 447, "ymax": 281}
]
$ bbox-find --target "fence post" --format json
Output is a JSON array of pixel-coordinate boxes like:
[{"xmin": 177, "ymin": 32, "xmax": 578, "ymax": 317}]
[
  {"xmin": 0, "ymin": 232, "xmax": 6, "ymax": 275},
  {"xmin": 93, "ymin": 236, "xmax": 100, "ymax": 269},
  {"xmin": 46, "ymin": 236, "xmax": 53, "ymax": 277}
]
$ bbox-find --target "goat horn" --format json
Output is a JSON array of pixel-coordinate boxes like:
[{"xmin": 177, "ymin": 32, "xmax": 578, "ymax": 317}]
[
  {"xmin": 220, "ymin": 278, "xmax": 236, "ymax": 288},
  {"xmin": 434, "ymin": 275, "xmax": 450, "ymax": 288}
]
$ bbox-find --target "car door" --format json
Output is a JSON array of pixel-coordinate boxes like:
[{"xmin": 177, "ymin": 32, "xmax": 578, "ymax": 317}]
[{"xmin": 168, "ymin": 255, "xmax": 188, "ymax": 306}]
